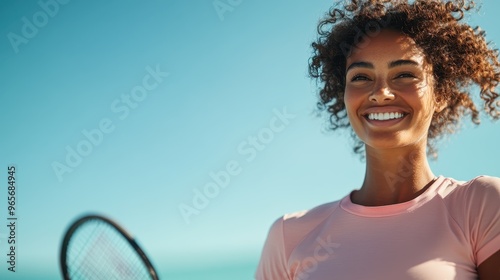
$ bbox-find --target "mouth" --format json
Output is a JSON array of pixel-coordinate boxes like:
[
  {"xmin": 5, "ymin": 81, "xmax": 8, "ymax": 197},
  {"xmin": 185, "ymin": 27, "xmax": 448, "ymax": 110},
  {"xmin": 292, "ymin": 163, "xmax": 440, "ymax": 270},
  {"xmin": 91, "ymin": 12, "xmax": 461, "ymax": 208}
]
[
  {"xmin": 365, "ymin": 112, "xmax": 407, "ymax": 121},
  {"xmin": 362, "ymin": 111, "xmax": 409, "ymax": 127}
]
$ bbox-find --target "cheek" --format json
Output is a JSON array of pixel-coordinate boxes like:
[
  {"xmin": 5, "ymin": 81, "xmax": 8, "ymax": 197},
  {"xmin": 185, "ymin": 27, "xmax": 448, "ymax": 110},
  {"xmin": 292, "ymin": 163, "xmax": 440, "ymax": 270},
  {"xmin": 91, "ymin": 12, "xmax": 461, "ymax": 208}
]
[
  {"xmin": 407, "ymin": 93, "xmax": 435, "ymax": 123},
  {"xmin": 343, "ymin": 91, "xmax": 363, "ymax": 127},
  {"xmin": 414, "ymin": 79, "xmax": 437, "ymax": 116},
  {"xmin": 344, "ymin": 85, "xmax": 366, "ymax": 104},
  {"xmin": 343, "ymin": 93, "xmax": 356, "ymax": 119},
  {"xmin": 343, "ymin": 90, "xmax": 358, "ymax": 112}
]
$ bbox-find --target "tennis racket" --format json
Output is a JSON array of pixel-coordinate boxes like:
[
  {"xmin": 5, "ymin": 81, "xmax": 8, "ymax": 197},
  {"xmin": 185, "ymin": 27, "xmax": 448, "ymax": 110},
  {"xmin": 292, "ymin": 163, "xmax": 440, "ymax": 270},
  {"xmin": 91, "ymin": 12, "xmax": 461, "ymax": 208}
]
[{"xmin": 60, "ymin": 214, "xmax": 159, "ymax": 280}]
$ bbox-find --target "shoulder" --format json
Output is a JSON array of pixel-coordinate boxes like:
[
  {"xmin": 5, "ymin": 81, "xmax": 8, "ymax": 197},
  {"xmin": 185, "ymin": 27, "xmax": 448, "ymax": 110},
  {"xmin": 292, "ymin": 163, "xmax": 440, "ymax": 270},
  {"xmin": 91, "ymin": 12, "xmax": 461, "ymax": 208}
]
[
  {"xmin": 281, "ymin": 200, "xmax": 341, "ymax": 231},
  {"xmin": 455, "ymin": 175, "xmax": 499, "ymax": 194},
  {"xmin": 258, "ymin": 200, "xmax": 341, "ymax": 275},
  {"xmin": 459, "ymin": 175, "xmax": 500, "ymax": 190},
  {"xmin": 266, "ymin": 199, "xmax": 341, "ymax": 230},
  {"xmin": 435, "ymin": 175, "xmax": 500, "ymax": 225},
  {"xmin": 463, "ymin": 175, "xmax": 500, "ymax": 207},
  {"xmin": 467, "ymin": 175, "xmax": 500, "ymax": 191},
  {"xmin": 439, "ymin": 175, "xmax": 500, "ymax": 200},
  {"xmin": 453, "ymin": 176, "xmax": 500, "ymax": 266},
  {"xmin": 439, "ymin": 175, "xmax": 500, "ymax": 227},
  {"xmin": 268, "ymin": 200, "xmax": 341, "ymax": 234},
  {"xmin": 268, "ymin": 200, "xmax": 341, "ymax": 253}
]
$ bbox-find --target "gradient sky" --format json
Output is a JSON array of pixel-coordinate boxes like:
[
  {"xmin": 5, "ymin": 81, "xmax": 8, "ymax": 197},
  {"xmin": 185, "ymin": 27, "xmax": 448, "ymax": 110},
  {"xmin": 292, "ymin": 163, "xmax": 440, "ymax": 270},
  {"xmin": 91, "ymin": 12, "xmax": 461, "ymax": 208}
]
[{"xmin": 1, "ymin": 0, "xmax": 499, "ymax": 279}]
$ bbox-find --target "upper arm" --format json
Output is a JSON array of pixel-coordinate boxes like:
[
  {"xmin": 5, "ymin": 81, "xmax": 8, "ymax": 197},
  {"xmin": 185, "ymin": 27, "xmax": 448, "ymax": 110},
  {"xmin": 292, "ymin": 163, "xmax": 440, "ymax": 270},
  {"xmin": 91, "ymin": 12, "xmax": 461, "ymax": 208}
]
[
  {"xmin": 469, "ymin": 176, "xmax": 500, "ymax": 279},
  {"xmin": 477, "ymin": 249, "xmax": 500, "ymax": 279},
  {"xmin": 464, "ymin": 177, "xmax": 500, "ymax": 262},
  {"xmin": 255, "ymin": 217, "xmax": 291, "ymax": 280}
]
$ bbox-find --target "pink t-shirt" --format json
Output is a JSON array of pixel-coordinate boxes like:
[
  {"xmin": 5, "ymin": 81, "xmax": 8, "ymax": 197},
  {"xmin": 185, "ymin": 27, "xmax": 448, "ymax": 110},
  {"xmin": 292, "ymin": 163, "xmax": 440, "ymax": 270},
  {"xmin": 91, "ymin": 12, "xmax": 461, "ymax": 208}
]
[{"xmin": 255, "ymin": 176, "xmax": 500, "ymax": 280}]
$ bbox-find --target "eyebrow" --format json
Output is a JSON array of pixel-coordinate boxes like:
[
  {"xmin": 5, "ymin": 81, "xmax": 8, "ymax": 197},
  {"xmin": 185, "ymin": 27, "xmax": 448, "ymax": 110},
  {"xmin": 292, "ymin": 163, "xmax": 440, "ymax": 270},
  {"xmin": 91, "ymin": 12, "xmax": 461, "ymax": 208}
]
[
  {"xmin": 346, "ymin": 59, "xmax": 420, "ymax": 72},
  {"xmin": 389, "ymin": 59, "xmax": 419, "ymax": 68}
]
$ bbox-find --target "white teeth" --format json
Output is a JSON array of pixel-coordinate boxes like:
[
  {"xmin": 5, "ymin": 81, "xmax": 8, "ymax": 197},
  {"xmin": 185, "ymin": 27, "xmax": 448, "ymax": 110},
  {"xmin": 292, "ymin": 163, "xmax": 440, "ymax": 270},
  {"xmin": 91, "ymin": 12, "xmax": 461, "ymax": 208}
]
[{"xmin": 367, "ymin": 112, "xmax": 405, "ymax": 121}]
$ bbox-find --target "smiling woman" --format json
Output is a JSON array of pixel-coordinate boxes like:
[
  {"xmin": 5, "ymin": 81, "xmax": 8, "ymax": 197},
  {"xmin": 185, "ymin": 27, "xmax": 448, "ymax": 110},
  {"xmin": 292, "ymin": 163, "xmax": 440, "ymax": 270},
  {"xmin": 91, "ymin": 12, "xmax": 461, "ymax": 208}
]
[
  {"xmin": 255, "ymin": 0, "xmax": 500, "ymax": 279},
  {"xmin": 344, "ymin": 30, "xmax": 442, "ymax": 156}
]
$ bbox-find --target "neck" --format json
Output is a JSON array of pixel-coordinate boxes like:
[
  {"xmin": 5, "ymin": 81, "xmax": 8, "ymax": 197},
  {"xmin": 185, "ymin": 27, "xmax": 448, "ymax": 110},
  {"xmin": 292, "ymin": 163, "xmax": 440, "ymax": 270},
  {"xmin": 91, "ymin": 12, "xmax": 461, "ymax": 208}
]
[{"xmin": 351, "ymin": 144, "xmax": 436, "ymax": 206}]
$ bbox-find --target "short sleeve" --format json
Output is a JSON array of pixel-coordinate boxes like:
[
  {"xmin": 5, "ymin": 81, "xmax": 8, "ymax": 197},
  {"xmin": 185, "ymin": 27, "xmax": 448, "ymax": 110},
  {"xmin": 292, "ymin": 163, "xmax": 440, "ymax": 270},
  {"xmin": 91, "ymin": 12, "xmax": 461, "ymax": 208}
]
[
  {"xmin": 255, "ymin": 217, "xmax": 291, "ymax": 280},
  {"xmin": 466, "ymin": 176, "xmax": 500, "ymax": 265}
]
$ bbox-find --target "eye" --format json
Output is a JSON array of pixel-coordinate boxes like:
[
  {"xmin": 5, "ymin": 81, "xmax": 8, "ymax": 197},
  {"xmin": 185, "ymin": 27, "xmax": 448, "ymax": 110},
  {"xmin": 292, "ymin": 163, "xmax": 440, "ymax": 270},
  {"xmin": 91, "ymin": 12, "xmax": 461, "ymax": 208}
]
[
  {"xmin": 395, "ymin": 72, "xmax": 416, "ymax": 79},
  {"xmin": 350, "ymin": 74, "xmax": 371, "ymax": 82}
]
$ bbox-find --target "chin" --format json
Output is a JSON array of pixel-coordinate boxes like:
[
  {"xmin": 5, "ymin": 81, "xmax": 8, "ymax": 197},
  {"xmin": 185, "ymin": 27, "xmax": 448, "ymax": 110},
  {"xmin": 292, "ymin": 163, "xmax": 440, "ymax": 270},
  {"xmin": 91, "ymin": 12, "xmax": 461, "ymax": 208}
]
[{"xmin": 363, "ymin": 137, "xmax": 427, "ymax": 153}]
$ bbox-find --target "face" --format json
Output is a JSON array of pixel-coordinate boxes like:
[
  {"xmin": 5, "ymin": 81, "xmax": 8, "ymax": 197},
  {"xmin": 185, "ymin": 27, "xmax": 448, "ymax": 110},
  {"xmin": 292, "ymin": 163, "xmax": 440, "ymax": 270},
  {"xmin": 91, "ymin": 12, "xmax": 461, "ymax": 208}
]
[{"xmin": 344, "ymin": 29, "xmax": 442, "ymax": 152}]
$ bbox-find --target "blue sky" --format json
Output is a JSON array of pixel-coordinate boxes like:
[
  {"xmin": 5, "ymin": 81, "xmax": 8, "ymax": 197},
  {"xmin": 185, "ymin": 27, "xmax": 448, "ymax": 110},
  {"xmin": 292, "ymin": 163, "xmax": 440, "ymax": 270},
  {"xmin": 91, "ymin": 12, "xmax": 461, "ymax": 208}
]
[{"xmin": 0, "ymin": 0, "xmax": 499, "ymax": 279}]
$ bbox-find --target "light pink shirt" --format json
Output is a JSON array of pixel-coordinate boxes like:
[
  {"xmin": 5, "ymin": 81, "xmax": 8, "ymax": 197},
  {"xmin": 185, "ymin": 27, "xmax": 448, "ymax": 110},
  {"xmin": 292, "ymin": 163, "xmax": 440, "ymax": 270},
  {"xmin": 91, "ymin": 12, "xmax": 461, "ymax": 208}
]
[{"xmin": 255, "ymin": 176, "xmax": 500, "ymax": 280}]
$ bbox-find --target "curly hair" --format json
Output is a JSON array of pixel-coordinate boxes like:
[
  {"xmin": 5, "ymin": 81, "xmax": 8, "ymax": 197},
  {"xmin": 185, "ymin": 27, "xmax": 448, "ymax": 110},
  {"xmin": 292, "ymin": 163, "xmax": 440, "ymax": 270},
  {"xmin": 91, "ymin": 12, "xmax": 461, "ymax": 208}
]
[{"xmin": 309, "ymin": 0, "xmax": 500, "ymax": 157}]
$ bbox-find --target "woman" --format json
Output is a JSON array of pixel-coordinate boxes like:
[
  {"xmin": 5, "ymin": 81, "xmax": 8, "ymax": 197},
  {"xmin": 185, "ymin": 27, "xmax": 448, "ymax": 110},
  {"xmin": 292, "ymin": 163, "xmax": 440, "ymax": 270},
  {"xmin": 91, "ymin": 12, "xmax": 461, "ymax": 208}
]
[{"xmin": 255, "ymin": 0, "xmax": 500, "ymax": 279}]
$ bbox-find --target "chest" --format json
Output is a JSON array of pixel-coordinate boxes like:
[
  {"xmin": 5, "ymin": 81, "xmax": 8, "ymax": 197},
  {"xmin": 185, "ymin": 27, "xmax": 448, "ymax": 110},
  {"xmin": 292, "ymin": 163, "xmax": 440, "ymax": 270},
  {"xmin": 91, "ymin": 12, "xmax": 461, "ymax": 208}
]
[{"xmin": 287, "ymin": 205, "xmax": 477, "ymax": 280}]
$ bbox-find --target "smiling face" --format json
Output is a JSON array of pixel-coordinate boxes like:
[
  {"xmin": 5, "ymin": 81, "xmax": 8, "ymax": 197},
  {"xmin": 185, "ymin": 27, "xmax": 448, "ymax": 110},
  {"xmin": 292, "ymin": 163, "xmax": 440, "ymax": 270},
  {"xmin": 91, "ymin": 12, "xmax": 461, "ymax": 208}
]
[{"xmin": 344, "ymin": 29, "xmax": 442, "ymax": 152}]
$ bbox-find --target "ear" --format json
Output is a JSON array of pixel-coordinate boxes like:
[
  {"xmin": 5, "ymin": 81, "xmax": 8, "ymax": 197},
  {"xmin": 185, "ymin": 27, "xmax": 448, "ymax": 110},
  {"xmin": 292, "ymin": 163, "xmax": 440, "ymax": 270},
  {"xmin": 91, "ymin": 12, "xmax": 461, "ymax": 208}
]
[
  {"xmin": 433, "ymin": 92, "xmax": 447, "ymax": 113},
  {"xmin": 435, "ymin": 99, "xmax": 447, "ymax": 113}
]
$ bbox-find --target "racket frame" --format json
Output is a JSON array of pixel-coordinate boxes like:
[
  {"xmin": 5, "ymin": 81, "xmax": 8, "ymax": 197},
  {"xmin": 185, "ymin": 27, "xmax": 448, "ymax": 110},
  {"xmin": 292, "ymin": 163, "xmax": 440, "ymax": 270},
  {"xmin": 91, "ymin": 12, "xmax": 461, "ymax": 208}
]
[{"xmin": 60, "ymin": 214, "xmax": 159, "ymax": 280}]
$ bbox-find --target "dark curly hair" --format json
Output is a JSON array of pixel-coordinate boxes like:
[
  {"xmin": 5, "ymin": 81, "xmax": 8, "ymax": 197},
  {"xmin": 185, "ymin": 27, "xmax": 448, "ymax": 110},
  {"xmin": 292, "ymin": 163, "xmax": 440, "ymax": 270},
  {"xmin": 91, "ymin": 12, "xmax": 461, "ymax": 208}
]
[{"xmin": 309, "ymin": 0, "xmax": 500, "ymax": 157}]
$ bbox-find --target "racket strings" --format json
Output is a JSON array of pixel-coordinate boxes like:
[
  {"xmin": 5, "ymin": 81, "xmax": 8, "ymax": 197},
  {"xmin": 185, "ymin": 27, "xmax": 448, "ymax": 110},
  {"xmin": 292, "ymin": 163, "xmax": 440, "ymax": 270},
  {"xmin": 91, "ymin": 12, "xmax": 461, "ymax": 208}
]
[{"xmin": 65, "ymin": 220, "xmax": 153, "ymax": 279}]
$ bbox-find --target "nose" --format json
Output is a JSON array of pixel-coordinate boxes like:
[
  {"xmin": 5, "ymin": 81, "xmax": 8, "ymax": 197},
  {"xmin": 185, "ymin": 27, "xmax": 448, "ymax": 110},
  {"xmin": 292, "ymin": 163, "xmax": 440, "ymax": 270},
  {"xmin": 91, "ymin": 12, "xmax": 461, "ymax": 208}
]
[{"xmin": 369, "ymin": 82, "xmax": 395, "ymax": 103}]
